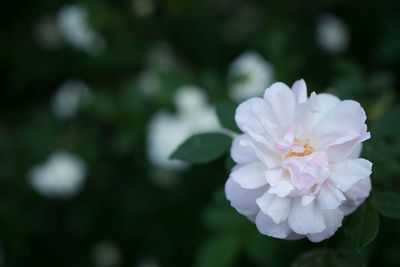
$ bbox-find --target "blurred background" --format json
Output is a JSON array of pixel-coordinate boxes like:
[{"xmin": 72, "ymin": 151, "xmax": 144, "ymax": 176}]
[{"xmin": 1, "ymin": 0, "xmax": 400, "ymax": 266}]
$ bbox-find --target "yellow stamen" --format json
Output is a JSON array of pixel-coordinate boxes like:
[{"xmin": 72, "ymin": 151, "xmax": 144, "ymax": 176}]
[{"xmin": 284, "ymin": 139, "xmax": 314, "ymax": 159}]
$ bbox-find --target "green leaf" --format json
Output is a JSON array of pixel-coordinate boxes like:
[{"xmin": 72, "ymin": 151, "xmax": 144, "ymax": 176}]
[
  {"xmin": 195, "ymin": 235, "xmax": 241, "ymax": 267},
  {"xmin": 344, "ymin": 202, "xmax": 379, "ymax": 250},
  {"xmin": 216, "ymin": 101, "xmax": 240, "ymax": 133},
  {"xmin": 291, "ymin": 249, "xmax": 361, "ymax": 267},
  {"xmin": 370, "ymin": 191, "xmax": 400, "ymax": 219},
  {"xmin": 170, "ymin": 133, "xmax": 232, "ymax": 164}
]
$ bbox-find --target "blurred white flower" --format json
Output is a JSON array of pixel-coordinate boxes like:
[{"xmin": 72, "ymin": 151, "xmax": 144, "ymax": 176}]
[
  {"xmin": 91, "ymin": 241, "xmax": 121, "ymax": 267},
  {"xmin": 132, "ymin": 0, "xmax": 155, "ymax": 18},
  {"xmin": 174, "ymin": 85, "xmax": 208, "ymax": 114},
  {"xmin": 57, "ymin": 4, "xmax": 106, "ymax": 55},
  {"xmin": 35, "ymin": 16, "xmax": 62, "ymax": 50},
  {"xmin": 226, "ymin": 79, "xmax": 371, "ymax": 242},
  {"xmin": 51, "ymin": 79, "xmax": 90, "ymax": 119},
  {"xmin": 147, "ymin": 111, "xmax": 191, "ymax": 169},
  {"xmin": 316, "ymin": 14, "xmax": 349, "ymax": 54},
  {"xmin": 147, "ymin": 85, "xmax": 221, "ymax": 170},
  {"xmin": 29, "ymin": 151, "xmax": 87, "ymax": 198},
  {"xmin": 228, "ymin": 51, "xmax": 274, "ymax": 103}
]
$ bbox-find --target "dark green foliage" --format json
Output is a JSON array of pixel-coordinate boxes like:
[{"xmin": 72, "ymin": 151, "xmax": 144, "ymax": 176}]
[
  {"xmin": 170, "ymin": 133, "xmax": 232, "ymax": 164},
  {"xmin": 344, "ymin": 203, "xmax": 380, "ymax": 250}
]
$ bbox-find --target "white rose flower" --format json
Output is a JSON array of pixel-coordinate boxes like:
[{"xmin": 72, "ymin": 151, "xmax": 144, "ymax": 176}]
[
  {"xmin": 316, "ymin": 14, "xmax": 349, "ymax": 54},
  {"xmin": 225, "ymin": 79, "xmax": 372, "ymax": 242},
  {"xmin": 228, "ymin": 51, "xmax": 274, "ymax": 103},
  {"xmin": 29, "ymin": 151, "xmax": 88, "ymax": 198}
]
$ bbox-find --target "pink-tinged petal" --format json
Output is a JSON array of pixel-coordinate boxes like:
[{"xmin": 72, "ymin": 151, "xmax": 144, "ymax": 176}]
[
  {"xmin": 231, "ymin": 134, "xmax": 258, "ymax": 164},
  {"xmin": 330, "ymin": 158, "xmax": 372, "ymax": 191},
  {"xmin": 291, "ymin": 79, "xmax": 308, "ymax": 103},
  {"xmin": 263, "ymin": 82, "xmax": 296, "ymax": 128},
  {"xmin": 231, "ymin": 162, "xmax": 268, "ymax": 189},
  {"xmin": 255, "ymin": 212, "xmax": 292, "ymax": 239},
  {"xmin": 292, "ymin": 173, "xmax": 317, "ymax": 190},
  {"xmin": 288, "ymin": 198, "xmax": 326, "ymax": 235},
  {"xmin": 283, "ymin": 157, "xmax": 318, "ymax": 190},
  {"xmin": 268, "ymin": 179, "xmax": 294, "ymax": 198},
  {"xmin": 307, "ymin": 208, "xmax": 344, "ymax": 242},
  {"xmin": 316, "ymin": 181, "xmax": 346, "ymax": 209},
  {"xmin": 256, "ymin": 192, "xmax": 291, "ymax": 224},
  {"xmin": 225, "ymin": 176, "xmax": 266, "ymax": 217}
]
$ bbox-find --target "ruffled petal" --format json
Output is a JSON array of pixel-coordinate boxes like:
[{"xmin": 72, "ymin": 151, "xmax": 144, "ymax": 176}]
[
  {"xmin": 344, "ymin": 177, "xmax": 371, "ymax": 201},
  {"xmin": 263, "ymin": 82, "xmax": 296, "ymax": 128},
  {"xmin": 307, "ymin": 208, "xmax": 344, "ymax": 242},
  {"xmin": 325, "ymin": 132, "xmax": 370, "ymax": 163},
  {"xmin": 340, "ymin": 178, "xmax": 371, "ymax": 215},
  {"xmin": 330, "ymin": 158, "xmax": 372, "ymax": 192},
  {"xmin": 256, "ymin": 192, "xmax": 291, "ymax": 224},
  {"xmin": 288, "ymin": 198, "xmax": 326, "ymax": 235},
  {"xmin": 235, "ymin": 97, "xmax": 278, "ymax": 140},
  {"xmin": 231, "ymin": 162, "xmax": 268, "ymax": 189},
  {"xmin": 313, "ymin": 93, "xmax": 340, "ymax": 124},
  {"xmin": 231, "ymin": 134, "xmax": 259, "ymax": 164},
  {"xmin": 316, "ymin": 181, "xmax": 346, "ymax": 209},
  {"xmin": 225, "ymin": 176, "xmax": 267, "ymax": 217},
  {"xmin": 245, "ymin": 139, "xmax": 281, "ymax": 169},
  {"xmin": 348, "ymin": 143, "xmax": 363, "ymax": 159},
  {"xmin": 255, "ymin": 211, "xmax": 292, "ymax": 239},
  {"xmin": 314, "ymin": 100, "xmax": 370, "ymax": 162},
  {"xmin": 291, "ymin": 79, "xmax": 307, "ymax": 103},
  {"xmin": 268, "ymin": 179, "xmax": 294, "ymax": 197}
]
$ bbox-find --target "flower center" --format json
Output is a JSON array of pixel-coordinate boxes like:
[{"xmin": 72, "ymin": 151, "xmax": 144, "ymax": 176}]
[{"xmin": 284, "ymin": 138, "xmax": 314, "ymax": 159}]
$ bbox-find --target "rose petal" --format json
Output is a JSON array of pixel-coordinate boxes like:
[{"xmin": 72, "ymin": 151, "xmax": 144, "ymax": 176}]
[
  {"xmin": 225, "ymin": 176, "xmax": 266, "ymax": 217},
  {"xmin": 307, "ymin": 208, "xmax": 344, "ymax": 242},
  {"xmin": 255, "ymin": 211, "xmax": 292, "ymax": 239},
  {"xmin": 288, "ymin": 198, "xmax": 326, "ymax": 235},
  {"xmin": 316, "ymin": 181, "xmax": 346, "ymax": 209},
  {"xmin": 330, "ymin": 158, "xmax": 372, "ymax": 192},
  {"xmin": 264, "ymin": 82, "xmax": 296, "ymax": 128},
  {"xmin": 231, "ymin": 134, "xmax": 259, "ymax": 164},
  {"xmin": 231, "ymin": 162, "xmax": 268, "ymax": 189},
  {"xmin": 256, "ymin": 192, "xmax": 291, "ymax": 224},
  {"xmin": 291, "ymin": 79, "xmax": 308, "ymax": 104}
]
